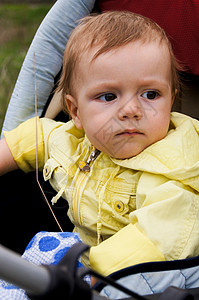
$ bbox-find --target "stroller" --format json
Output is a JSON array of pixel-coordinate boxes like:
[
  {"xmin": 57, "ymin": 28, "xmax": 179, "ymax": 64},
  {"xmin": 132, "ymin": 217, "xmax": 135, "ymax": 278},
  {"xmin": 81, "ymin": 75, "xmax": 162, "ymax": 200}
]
[
  {"xmin": 0, "ymin": 240, "xmax": 199, "ymax": 299},
  {"xmin": 1, "ymin": 0, "xmax": 199, "ymax": 299}
]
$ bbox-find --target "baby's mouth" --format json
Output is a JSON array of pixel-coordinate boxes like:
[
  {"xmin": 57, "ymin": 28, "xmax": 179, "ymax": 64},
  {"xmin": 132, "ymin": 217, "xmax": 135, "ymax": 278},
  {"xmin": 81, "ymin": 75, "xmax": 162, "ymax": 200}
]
[{"xmin": 116, "ymin": 129, "xmax": 143, "ymax": 136}]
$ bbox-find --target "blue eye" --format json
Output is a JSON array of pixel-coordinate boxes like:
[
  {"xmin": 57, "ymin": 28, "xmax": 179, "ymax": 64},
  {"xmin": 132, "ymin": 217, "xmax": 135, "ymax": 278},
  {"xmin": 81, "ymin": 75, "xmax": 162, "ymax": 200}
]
[
  {"xmin": 141, "ymin": 91, "xmax": 159, "ymax": 100},
  {"xmin": 97, "ymin": 93, "xmax": 117, "ymax": 102}
]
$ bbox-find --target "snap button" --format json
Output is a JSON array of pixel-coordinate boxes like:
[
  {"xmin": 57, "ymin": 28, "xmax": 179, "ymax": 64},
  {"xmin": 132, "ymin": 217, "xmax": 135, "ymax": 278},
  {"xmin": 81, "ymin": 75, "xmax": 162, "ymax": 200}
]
[
  {"xmin": 44, "ymin": 165, "xmax": 50, "ymax": 177},
  {"xmin": 114, "ymin": 201, "xmax": 124, "ymax": 213}
]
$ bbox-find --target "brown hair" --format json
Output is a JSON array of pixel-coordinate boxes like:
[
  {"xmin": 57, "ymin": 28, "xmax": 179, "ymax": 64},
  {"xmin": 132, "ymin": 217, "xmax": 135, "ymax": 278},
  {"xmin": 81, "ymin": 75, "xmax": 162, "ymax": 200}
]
[{"xmin": 58, "ymin": 11, "xmax": 182, "ymax": 114}]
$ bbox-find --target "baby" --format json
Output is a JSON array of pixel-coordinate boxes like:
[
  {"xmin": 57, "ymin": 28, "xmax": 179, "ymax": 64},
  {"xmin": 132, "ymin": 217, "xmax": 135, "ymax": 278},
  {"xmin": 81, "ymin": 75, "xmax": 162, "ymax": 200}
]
[{"xmin": 1, "ymin": 11, "xmax": 199, "ymax": 278}]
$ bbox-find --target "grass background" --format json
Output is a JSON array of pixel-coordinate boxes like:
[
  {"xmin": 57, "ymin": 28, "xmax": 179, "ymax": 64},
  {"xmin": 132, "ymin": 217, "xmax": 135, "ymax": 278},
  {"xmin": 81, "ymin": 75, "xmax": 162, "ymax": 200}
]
[{"xmin": 0, "ymin": 3, "xmax": 53, "ymax": 133}]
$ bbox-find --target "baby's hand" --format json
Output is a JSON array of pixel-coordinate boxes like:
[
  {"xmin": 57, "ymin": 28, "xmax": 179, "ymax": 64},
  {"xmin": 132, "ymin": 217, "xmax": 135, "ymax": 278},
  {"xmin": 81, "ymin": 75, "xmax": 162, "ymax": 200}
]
[{"xmin": 91, "ymin": 276, "xmax": 98, "ymax": 287}]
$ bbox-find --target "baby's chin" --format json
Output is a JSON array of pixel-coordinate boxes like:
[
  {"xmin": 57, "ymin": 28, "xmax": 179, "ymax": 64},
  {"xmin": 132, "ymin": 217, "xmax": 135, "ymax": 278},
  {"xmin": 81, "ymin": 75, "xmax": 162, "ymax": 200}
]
[
  {"xmin": 110, "ymin": 152, "xmax": 141, "ymax": 160},
  {"xmin": 101, "ymin": 146, "xmax": 146, "ymax": 160},
  {"xmin": 102, "ymin": 140, "xmax": 160, "ymax": 159}
]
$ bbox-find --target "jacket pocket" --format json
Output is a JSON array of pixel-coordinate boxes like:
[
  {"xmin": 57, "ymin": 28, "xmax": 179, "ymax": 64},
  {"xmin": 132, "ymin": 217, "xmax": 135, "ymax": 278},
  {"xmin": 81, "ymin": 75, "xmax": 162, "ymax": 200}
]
[
  {"xmin": 43, "ymin": 158, "xmax": 61, "ymax": 181},
  {"xmin": 43, "ymin": 156, "xmax": 67, "ymax": 189},
  {"xmin": 109, "ymin": 190, "xmax": 136, "ymax": 218},
  {"xmin": 101, "ymin": 182, "xmax": 136, "ymax": 231}
]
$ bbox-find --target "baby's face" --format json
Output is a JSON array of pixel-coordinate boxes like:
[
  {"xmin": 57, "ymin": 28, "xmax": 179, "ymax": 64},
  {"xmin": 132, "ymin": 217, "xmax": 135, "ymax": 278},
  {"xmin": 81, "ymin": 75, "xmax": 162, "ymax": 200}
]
[{"xmin": 67, "ymin": 41, "xmax": 173, "ymax": 159}]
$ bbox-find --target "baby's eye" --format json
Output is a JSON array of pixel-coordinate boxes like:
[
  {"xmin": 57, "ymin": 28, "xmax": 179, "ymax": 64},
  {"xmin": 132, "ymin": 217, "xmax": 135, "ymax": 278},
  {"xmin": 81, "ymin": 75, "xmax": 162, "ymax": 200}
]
[
  {"xmin": 97, "ymin": 93, "xmax": 117, "ymax": 102},
  {"xmin": 141, "ymin": 91, "xmax": 160, "ymax": 100}
]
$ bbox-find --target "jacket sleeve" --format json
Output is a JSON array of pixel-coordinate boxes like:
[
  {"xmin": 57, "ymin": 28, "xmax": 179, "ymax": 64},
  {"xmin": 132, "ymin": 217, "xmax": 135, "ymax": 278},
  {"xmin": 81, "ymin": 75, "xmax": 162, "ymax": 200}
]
[
  {"xmin": 89, "ymin": 173, "xmax": 199, "ymax": 276},
  {"xmin": 3, "ymin": 117, "xmax": 44, "ymax": 172},
  {"xmin": 1, "ymin": 0, "xmax": 95, "ymax": 137},
  {"xmin": 3, "ymin": 117, "xmax": 71, "ymax": 173}
]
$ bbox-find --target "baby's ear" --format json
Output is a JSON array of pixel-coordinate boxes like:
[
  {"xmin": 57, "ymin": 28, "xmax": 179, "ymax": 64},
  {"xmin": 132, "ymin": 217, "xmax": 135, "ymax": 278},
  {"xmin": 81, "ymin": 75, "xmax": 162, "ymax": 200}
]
[
  {"xmin": 65, "ymin": 94, "xmax": 83, "ymax": 129},
  {"xmin": 172, "ymin": 89, "xmax": 178, "ymax": 105}
]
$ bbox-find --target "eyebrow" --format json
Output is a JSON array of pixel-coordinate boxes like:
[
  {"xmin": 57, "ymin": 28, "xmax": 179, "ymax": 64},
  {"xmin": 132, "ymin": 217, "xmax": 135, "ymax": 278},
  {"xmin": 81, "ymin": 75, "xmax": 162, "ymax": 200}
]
[
  {"xmin": 87, "ymin": 77, "xmax": 171, "ymax": 92},
  {"xmin": 136, "ymin": 76, "xmax": 172, "ymax": 88},
  {"xmin": 86, "ymin": 81, "xmax": 119, "ymax": 93}
]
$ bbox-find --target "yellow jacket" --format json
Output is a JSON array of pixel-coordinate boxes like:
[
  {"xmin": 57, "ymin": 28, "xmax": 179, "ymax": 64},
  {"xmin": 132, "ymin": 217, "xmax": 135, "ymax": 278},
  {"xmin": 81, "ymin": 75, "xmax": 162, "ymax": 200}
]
[{"xmin": 4, "ymin": 112, "xmax": 199, "ymax": 276}]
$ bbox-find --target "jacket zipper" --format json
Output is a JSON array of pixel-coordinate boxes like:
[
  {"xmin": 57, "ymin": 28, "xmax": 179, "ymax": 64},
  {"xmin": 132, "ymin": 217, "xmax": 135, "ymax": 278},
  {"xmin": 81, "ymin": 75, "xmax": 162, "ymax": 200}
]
[
  {"xmin": 73, "ymin": 148, "xmax": 100, "ymax": 224},
  {"xmin": 73, "ymin": 170, "xmax": 88, "ymax": 224}
]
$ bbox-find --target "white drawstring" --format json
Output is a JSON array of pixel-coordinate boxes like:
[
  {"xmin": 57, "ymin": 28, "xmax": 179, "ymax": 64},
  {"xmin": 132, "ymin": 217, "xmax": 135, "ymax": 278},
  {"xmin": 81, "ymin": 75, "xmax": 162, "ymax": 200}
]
[
  {"xmin": 51, "ymin": 168, "xmax": 69, "ymax": 205},
  {"xmin": 51, "ymin": 185, "xmax": 65, "ymax": 205}
]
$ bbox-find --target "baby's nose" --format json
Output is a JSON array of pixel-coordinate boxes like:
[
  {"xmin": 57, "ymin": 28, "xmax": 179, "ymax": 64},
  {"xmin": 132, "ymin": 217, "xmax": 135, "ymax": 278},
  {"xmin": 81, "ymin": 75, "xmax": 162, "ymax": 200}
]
[{"xmin": 118, "ymin": 97, "xmax": 142, "ymax": 120}]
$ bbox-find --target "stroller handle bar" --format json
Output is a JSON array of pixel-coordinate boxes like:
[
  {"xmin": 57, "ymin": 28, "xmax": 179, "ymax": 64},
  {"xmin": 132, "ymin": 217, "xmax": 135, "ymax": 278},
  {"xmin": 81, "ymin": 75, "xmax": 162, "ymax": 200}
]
[
  {"xmin": 0, "ymin": 243, "xmax": 108, "ymax": 299},
  {"xmin": 1, "ymin": 243, "xmax": 196, "ymax": 300},
  {"xmin": 0, "ymin": 244, "xmax": 50, "ymax": 295}
]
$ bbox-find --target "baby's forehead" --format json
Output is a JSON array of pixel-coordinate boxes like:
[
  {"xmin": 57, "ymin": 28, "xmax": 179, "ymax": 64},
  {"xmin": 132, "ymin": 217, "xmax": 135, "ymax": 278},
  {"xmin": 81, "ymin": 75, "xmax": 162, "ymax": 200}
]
[
  {"xmin": 78, "ymin": 38, "xmax": 170, "ymax": 66},
  {"xmin": 72, "ymin": 40, "xmax": 172, "ymax": 92}
]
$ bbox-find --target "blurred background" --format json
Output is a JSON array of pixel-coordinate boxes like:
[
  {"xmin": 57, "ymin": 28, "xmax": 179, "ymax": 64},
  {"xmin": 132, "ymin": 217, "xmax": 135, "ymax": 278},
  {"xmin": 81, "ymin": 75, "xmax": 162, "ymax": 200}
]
[{"xmin": 0, "ymin": 1, "xmax": 55, "ymax": 132}]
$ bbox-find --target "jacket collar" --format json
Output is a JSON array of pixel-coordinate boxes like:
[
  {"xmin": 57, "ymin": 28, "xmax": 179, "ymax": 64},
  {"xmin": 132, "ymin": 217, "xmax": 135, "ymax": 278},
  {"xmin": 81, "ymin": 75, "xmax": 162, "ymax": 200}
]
[{"xmin": 110, "ymin": 113, "xmax": 199, "ymax": 191}]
